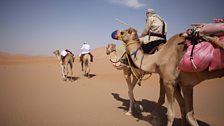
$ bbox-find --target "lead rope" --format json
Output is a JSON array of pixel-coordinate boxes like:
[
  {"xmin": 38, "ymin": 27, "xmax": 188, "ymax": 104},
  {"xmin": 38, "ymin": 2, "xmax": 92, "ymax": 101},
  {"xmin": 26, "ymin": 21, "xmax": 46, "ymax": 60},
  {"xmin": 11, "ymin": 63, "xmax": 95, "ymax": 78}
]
[
  {"xmin": 126, "ymin": 53, "xmax": 140, "ymax": 80},
  {"xmin": 126, "ymin": 51, "xmax": 152, "ymax": 86}
]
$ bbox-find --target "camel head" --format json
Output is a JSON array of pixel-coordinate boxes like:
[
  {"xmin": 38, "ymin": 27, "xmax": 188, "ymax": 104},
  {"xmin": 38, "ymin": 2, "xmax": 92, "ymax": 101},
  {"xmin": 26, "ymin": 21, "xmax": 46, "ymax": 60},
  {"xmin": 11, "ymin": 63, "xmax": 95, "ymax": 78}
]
[
  {"xmin": 53, "ymin": 50, "xmax": 60, "ymax": 56},
  {"xmin": 106, "ymin": 43, "xmax": 116, "ymax": 55},
  {"xmin": 111, "ymin": 27, "xmax": 139, "ymax": 44}
]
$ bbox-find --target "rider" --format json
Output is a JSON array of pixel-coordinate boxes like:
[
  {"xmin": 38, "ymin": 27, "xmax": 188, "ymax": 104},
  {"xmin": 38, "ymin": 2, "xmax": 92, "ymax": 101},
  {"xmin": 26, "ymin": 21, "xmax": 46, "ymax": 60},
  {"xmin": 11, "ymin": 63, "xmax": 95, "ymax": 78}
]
[
  {"xmin": 80, "ymin": 42, "xmax": 94, "ymax": 70},
  {"xmin": 139, "ymin": 8, "xmax": 167, "ymax": 54}
]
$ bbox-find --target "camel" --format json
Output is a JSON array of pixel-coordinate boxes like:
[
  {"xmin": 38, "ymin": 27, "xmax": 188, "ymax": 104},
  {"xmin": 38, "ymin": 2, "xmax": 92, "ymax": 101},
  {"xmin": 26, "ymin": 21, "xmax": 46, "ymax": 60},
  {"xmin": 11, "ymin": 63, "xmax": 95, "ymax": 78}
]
[
  {"xmin": 53, "ymin": 50, "xmax": 74, "ymax": 81},
  {"xmin": 106, "ymin": 43, "xmax": 185, "ymax": 121},
  {"xmin": 80, "ymin": 53, "xmax": 91, "ymax": 78},
  {"xmin": 112, "ymin": 27, "xmax": 224, "ymax": 126},
  {"xmin": 106, "ymin": 43, "xmax": 156, "ymax": 116}
]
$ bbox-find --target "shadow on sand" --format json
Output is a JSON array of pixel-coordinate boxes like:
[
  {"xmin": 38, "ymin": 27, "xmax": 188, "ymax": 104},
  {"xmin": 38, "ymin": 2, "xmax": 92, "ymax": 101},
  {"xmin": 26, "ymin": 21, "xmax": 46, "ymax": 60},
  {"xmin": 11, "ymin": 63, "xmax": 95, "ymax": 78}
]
[
  {"xmin": 65, "ymin": 76, "xmax": 80, "ymax": 81},
  {"xmin": 111, "ymin": 92, "xmax": 209, "ymax": 126},
  {"xmin": 84, "ymin": 73, "xmax": 96, "ymax": 78}
]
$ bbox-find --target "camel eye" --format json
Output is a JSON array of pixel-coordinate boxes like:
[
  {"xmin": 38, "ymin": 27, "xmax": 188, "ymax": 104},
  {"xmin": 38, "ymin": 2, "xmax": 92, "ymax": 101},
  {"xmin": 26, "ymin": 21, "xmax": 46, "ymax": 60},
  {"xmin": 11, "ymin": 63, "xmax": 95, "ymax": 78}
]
[{"xmin": 120, "ymin": 31, "xmax": 124, "ymax": 35}]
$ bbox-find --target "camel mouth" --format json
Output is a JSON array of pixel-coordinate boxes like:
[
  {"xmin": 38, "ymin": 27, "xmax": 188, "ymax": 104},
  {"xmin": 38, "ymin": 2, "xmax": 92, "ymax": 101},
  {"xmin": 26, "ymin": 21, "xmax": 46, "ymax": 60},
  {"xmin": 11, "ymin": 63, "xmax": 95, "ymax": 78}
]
[{"xmin": 111, "ymin": 30, "xmax": 118, "ymax": 40}]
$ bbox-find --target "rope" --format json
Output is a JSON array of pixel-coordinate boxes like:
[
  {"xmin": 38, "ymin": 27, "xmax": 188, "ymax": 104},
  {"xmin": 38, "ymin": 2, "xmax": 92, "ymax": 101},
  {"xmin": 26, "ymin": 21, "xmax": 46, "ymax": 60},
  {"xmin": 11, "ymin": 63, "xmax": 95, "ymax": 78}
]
[
  {"xmin": 125, "ymin": 50, "xmax": 152, "ymax": 83},
  {"xmin": 126, "ymin": 53, "xmax": 140, "ymax": 80},
  {"xmin": 109, "ymin": 51, "xmax": 126, "ymax": 64}
]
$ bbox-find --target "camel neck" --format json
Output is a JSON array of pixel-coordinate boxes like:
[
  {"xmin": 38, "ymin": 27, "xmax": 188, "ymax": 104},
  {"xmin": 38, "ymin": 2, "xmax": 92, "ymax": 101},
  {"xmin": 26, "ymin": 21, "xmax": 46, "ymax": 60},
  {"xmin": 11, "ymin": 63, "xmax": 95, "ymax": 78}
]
[{"xmin": 125, "ymin": 40, "xmax": 157, "ymax": 73}]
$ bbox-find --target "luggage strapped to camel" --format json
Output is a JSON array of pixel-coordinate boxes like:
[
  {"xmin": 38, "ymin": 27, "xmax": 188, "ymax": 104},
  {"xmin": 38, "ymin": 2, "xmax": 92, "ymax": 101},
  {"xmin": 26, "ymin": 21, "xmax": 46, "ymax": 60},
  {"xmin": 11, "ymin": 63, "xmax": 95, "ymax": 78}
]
[{"xmin": 179, "ymin": 19, "xmax": 224, "ymax": 72}]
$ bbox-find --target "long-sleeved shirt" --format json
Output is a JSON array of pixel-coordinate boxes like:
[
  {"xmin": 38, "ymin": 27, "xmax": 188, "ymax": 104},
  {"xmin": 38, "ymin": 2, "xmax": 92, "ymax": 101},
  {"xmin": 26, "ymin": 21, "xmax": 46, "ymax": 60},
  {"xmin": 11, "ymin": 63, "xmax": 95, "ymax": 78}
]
[
  {"xmin": 140, "ymin": 14, "xmax": 167, "ymax": 44},
  {"xmin": 81, "ymin": 44, "xmax": 91, "ymax": 54}
]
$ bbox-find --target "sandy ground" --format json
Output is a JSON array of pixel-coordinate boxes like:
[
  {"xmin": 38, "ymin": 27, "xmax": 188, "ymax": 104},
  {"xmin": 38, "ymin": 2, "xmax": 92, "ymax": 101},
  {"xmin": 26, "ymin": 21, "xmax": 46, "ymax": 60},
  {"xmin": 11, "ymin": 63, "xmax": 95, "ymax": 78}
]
[{"xmin": 0, "ymin": 48, "xmax": 224, "ymax": 126}]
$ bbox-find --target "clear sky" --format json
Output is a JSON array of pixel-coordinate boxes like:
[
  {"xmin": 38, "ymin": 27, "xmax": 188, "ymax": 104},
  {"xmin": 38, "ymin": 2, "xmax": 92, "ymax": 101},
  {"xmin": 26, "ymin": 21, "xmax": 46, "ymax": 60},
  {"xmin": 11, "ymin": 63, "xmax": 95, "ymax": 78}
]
[{"xmin": 0, "ymin": 0, "xmax": 223, "ymax": 55}]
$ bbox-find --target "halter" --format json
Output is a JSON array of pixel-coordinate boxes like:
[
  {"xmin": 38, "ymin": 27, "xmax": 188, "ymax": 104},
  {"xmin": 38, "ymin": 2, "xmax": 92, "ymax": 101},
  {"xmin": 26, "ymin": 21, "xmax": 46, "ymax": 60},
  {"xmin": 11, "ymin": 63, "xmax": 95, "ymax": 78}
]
[{"xmin": 108, "ymin": 51, "xmax": 126, "ymax": 64}]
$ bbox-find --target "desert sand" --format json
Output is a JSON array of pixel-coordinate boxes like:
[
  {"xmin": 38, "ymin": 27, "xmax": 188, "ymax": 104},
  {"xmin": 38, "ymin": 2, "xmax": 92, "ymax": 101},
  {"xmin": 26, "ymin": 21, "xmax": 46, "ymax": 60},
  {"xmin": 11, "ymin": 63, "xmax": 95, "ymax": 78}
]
[{"xmin": 0, "ymin": 48, "xmax": 224, "ymax": 126}]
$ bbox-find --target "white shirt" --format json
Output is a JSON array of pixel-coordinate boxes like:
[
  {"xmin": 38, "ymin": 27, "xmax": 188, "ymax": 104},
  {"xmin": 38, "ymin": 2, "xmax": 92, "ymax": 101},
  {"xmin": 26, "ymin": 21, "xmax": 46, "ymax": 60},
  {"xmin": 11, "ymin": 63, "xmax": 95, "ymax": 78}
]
[
  {"xmin": 60, "ymin": 50, "xmax": 67, "ymax": 57},
  {"xmin": 81, "ymin": 44, "xmax": 91, "ymax": 54}
]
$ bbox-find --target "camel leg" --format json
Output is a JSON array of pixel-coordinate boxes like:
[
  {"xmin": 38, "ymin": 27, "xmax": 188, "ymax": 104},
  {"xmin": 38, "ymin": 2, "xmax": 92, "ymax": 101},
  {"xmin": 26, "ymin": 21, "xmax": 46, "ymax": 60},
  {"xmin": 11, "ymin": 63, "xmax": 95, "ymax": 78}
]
[
  {"xmin": 87, "ymin": 63, "xmax": 90, "ymax": 78},
  {"xmin": 182, "ymin": 86, "xmax": 199, "ymax": 126},
  {"xmin": 66, "ymin": 64, "xmax": 69, "ymax": 79},
  {"xmin": 152, "ymin": 77, "xmax": 166, "ymax": 116},
  {"xmin": 81, "ymin": 62, "xmax": 83, "ymax": 71},
  {"xmin": 61, "ymin": 65, "xmax": 66, "ymax": 81},
  {"xmin": 69, "ymin": 62, "xmax": 73, "ymax": 81},
  {"xmin": 174, "ymin": 84, "xmax": 187, "ymax": 126},
  {"xmin": 163, "ymin": 80, "xmax": 176, "ymax": 126},
  {"xmin": 123, "ymin": 68, "xmax": 138, "ymax": 116}
]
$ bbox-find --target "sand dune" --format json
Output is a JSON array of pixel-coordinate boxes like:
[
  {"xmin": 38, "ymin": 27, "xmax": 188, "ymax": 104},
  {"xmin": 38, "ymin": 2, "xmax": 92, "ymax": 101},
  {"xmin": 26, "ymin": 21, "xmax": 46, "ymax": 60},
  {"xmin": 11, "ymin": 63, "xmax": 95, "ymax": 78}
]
[{"xmin": 0, "ymin": 49, "xmax": 224, "ymax": 126}]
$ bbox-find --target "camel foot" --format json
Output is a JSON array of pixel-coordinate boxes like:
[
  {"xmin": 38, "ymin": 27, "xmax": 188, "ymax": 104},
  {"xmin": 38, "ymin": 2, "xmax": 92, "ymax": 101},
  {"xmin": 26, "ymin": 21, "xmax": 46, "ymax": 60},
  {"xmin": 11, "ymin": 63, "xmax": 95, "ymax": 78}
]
[{"xmin": 125, "ymin": 111, "xmax": 132, "ymax": 116}]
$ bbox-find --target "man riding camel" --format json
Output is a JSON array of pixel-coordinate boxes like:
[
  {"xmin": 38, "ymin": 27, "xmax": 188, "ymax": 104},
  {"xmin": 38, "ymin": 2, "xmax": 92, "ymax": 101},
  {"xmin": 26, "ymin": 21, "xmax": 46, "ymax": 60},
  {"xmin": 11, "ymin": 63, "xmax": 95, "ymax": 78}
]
[
  {"xmin": 139, "ymin": 8, "xmax": 167, "ymax": 54},
  {"xmin": 79, "ymin": 42, "xmax": 94, "ymax": 71}
]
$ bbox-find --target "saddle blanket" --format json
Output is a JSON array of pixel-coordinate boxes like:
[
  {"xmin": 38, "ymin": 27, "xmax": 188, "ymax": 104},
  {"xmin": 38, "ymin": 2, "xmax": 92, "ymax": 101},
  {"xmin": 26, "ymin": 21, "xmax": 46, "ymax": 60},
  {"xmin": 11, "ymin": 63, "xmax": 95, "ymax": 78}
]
[{"xmin": 179, "ymin": 36, "xmax": 224, "ymax": 72}]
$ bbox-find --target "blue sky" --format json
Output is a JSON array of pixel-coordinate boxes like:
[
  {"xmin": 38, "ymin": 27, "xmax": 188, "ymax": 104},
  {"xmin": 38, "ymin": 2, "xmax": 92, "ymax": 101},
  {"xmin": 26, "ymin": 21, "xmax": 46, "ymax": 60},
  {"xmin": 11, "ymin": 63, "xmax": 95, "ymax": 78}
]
[{"xmin": 0, "ymin": 0, "xmax": 223, "ymax": 55}]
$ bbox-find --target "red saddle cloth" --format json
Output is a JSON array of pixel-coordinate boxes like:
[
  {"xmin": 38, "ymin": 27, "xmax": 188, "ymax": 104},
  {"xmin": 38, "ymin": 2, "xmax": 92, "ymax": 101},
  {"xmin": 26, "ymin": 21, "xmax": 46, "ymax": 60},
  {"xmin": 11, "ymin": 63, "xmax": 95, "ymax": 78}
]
[{"xmin": 179, "ymin": 36, "xmax": 224, "ymax": 72}]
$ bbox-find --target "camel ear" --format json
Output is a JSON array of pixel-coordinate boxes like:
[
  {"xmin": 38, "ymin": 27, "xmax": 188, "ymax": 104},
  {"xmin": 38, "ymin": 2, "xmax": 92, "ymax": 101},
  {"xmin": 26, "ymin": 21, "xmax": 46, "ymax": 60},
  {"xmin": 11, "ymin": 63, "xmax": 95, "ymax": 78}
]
[{"xmin": 127, "ymin": 27, "xmax": 134, "ymax": 34}]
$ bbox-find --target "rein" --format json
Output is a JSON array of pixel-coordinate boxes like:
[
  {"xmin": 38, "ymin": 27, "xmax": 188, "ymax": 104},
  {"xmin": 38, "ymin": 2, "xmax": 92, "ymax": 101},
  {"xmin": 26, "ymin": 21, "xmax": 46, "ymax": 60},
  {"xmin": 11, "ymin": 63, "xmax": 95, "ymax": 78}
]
[{"xmin": 108, "ymin": 51, "xmax": 126, "ymax": 64}]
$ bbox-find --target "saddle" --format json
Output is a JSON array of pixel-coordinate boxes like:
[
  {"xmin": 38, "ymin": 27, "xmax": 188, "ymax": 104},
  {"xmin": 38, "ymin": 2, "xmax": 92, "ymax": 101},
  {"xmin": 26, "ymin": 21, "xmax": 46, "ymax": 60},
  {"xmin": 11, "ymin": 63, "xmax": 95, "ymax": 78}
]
[
  {"xmin": 141, "ymin": 40, "xmax": 166, "ymax": 54},
  {"xmin": 61, "ymin": 50, "xmax": 74, "ymax": 63},
  {"xmin": 120, "ymin": 42, "xmax": 165, "ymax": 68}
]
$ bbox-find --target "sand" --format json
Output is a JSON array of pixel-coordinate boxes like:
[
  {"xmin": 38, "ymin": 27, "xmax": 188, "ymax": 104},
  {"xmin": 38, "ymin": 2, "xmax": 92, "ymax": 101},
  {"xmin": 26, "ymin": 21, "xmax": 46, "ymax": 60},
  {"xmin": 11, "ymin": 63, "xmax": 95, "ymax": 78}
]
[{"xmin": 0, "ymin": 48, "xmax": 224, "ymax": 126}]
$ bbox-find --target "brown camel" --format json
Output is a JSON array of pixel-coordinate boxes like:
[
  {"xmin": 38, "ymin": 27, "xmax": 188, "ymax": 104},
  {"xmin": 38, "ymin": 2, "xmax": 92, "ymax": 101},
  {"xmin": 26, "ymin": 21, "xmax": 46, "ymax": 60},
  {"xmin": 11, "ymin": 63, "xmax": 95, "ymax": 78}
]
[
  {"xmin": 113, "ymin": 27, "xmax": 224, "ymax": 126},
  {"xmin": 106, "ymin": 43, "xmax": 186, "ymax": 121},
  {"xmin": 80, "ymin": 53, "xmax": 91, "ymax": 78},
  {"xmin": 53, "ymin": 50, "xmax": 74, "ymax": 81},
  {"xmin": 106, "ymin": 43, "xmax": 160, "ymax": 116}
]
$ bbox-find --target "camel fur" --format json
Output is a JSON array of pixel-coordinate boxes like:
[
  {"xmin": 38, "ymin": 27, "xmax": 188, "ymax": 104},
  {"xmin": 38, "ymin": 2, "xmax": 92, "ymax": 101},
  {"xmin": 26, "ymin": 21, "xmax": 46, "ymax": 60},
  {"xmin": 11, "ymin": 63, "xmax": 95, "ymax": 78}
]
[
  {"xmin": 114, "ymin": 28, "xmax": 224, "ymax": 126},
  {"xmin": 106, "ymin": 43, "xmax": 164, "ymax": 116},
  {"xmin": 106, "ymin": 43, "xmax": 186, "ymax": 122},
  {"xmin": 53, "ymin": 50, "xmax": 74, "ymax": 81},
  {"xmin": 80, "ymin": 53, "xmax": 91, "ymax": 78}
]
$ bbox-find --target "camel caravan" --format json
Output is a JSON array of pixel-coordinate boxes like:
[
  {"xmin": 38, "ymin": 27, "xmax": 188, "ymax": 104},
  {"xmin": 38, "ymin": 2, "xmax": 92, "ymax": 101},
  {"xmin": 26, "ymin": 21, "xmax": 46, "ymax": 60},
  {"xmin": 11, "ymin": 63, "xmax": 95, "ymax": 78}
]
[
  {"xmin": 108, "ymin": 17, "xmax": 224, "ymax": 126},
  {"xmin": 52, "ymin": 15, "xmax": 224, "ymax": 125},
  {"xmin": 53, "ymin": 43, "xmax": 94, "ymax": 80}
]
